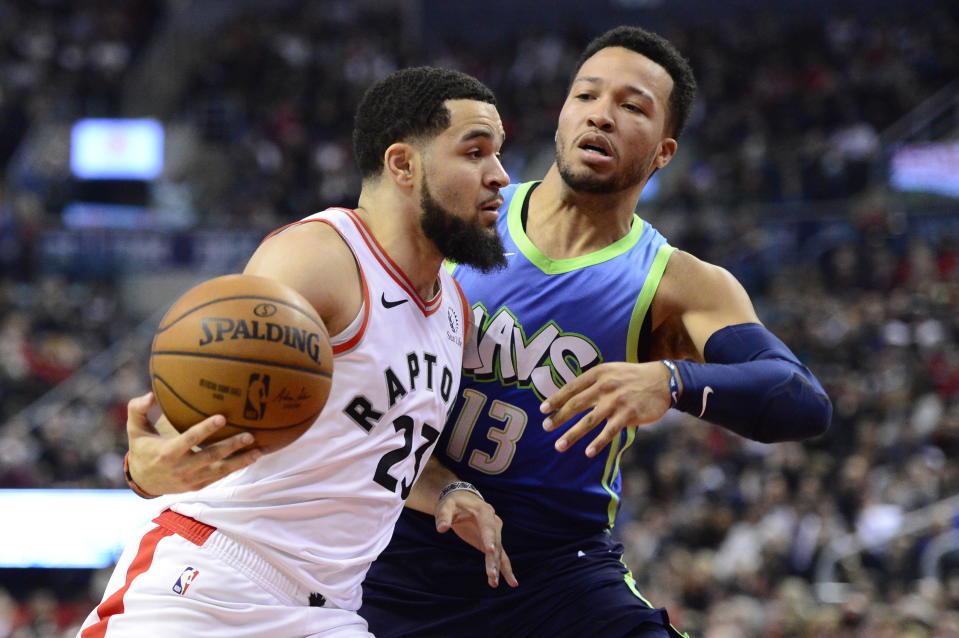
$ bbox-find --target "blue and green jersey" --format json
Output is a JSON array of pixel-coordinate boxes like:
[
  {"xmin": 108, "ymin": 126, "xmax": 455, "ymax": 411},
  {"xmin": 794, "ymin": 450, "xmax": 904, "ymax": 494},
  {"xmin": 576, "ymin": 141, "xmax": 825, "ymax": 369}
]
[{"xmin": 439, "ymin": 181, "xmax": 675, "ymax": 548}]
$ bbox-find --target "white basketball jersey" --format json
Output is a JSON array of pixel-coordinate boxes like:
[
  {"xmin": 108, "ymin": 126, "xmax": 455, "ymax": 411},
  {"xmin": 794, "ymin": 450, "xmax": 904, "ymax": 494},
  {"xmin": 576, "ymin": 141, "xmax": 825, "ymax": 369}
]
[{"xmin": 163, "ymin": 208, "xmax": 468, "ymax": 611}]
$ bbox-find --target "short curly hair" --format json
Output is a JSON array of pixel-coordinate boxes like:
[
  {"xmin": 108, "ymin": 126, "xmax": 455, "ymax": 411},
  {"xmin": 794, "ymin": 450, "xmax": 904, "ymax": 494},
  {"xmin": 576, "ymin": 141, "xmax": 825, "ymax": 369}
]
[
  {"xmin": 353, "ymin": 67, "xmax": 497, "ymax": 179},
  {"xmin": 574, "ymin": 26, "xmax": 697, "ymax": 140}
]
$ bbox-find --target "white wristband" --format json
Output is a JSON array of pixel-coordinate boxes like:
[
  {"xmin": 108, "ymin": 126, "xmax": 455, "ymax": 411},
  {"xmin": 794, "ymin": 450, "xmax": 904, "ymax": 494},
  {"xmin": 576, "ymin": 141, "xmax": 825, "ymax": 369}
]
[{"xmin": 438, "ymin": 481, "xmax": 484, "ymax": 502}]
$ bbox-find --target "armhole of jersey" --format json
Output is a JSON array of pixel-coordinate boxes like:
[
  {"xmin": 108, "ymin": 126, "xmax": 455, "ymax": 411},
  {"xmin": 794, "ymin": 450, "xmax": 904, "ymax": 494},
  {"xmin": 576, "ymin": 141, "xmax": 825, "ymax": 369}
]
[
  {"xmin": 289, "ymin": 218, "xmax": 371, "ymax": 356},
  {"xmin": 260, "ymin": 213, "xmax": 370, "ymax": 355},
  {"xmin": 328, "ymin": 231, "xmax": 370, "ymax": 356},
  {"xmin": 603, "ymin": 244, "xmax": 676, "ymax": 530},
  {"xmin": 637, "ymin": 311, "xmax": 653, "ymax": 363},
  {"xmin": 330, "ymin": 287, "xmax": 370, "ymax": 356},
  {"xmin": 451, "ymin": 276, "xmax": 470, "ymax": 347},
  {"xmin": 625, "ymin": 244, "xmax": 677, "ymax": 363}
]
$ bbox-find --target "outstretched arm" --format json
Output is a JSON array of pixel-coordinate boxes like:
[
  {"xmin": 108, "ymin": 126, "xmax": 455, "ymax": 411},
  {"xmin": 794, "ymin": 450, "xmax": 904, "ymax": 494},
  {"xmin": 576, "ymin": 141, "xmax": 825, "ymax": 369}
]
[
  {"xmin": 407, "ymin": 456, "xmax": 518, "ymax": 588},
  {"xmin": 541, "ymin": 250, "xmax": 831, "ymax": 454}
]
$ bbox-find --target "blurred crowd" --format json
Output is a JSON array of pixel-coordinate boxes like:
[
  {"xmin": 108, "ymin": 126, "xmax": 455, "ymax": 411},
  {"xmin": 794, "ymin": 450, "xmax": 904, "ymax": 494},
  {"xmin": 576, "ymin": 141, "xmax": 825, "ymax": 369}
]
[
  {"xmin": 0, "ymin": 0, "xmax": 160, "ymax": 493},
  {"xmin": 2, "ymin": 0, "xmax": 959, "ymax": 636},
  {"xmin": 0, "ymin": 0, "xmax": 162, "ymax": 174},
  {"xmin": 159, "ymin": 1, "xmax": 959, "ymax": 227}
]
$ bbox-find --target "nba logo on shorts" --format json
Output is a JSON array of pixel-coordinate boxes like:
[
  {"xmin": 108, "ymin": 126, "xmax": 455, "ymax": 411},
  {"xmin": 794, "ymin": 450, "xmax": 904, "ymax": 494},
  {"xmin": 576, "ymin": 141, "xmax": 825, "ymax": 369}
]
[{"xmin": 172, "ymin": 566, "xmax": 200, "ymax": 595}]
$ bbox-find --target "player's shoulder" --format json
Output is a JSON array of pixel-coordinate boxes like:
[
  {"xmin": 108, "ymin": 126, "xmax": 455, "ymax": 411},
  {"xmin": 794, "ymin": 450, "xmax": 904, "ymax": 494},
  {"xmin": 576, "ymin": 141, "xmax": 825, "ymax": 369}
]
[
  {"xmin": 245, "ymin": 212, "xmax": 363, "ymax": 331},
  {"xmin": 663, "ymin": 249, "xmax": 717, "ymax": 278},
  {"xmin": 257, "ymin": 215, "xmax": 355, "ymax": 267},
  {"xmin": 658, "ymin": 250, "xmax": 747, "ymax": 310}
]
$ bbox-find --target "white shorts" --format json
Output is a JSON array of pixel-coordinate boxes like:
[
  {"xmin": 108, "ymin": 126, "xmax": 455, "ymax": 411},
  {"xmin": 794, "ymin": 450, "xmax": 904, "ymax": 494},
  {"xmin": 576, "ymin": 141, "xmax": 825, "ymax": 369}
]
[{"xmin": 78, "ymin": 510, "xmax": 373, "ymax": 638}]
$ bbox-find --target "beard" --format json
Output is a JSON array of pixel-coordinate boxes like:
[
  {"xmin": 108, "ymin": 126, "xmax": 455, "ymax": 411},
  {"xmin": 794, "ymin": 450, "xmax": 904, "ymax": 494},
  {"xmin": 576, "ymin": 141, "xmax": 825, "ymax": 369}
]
[
  {"xmin": 420, "ymin": 178, "xmax": 507, "ymax": 273},
  {"xmin": 555, "ymin": 132, "xmax": 650, "ymax": 194}
]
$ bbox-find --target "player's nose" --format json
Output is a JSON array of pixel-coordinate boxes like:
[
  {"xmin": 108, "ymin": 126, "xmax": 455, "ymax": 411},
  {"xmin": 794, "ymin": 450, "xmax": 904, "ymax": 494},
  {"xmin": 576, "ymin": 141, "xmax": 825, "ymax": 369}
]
[
  {"xmin": 587, "ymin": 98, "xmax": 615, "ymax": 132},
  {"xmin": 486, "ymin": 156, "xmax": 509, "ymax": 190}
]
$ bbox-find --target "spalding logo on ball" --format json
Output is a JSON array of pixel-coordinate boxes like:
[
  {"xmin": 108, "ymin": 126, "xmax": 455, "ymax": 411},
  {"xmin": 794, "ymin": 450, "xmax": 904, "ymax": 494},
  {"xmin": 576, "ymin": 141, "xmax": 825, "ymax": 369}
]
[{"xmin": 149, "ymin": 274, "xmax": 333, "ymax": 452}]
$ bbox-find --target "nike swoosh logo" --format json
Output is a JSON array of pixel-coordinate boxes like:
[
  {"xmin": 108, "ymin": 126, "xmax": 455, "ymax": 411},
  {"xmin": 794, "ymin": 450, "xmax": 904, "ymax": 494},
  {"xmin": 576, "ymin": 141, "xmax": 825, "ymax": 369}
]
[
  {"xmin": 381, "ymin": 293, "xmax": 409, "ymax": 309},
  {"xmin": 699, "ymin": 386, "xmax": 713, "ymax": 418}
]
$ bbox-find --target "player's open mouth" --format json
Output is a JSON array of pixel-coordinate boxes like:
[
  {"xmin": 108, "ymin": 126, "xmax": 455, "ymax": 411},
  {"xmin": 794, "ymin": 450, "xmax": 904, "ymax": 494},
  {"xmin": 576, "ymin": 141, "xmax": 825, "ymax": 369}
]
[
  {"xmin": 578, "ymin": 134, "xmax": 613, "ymax": 158},
  {"xmin": 480, "ymin": 199, "xmax": 503, "ymax": 212},
  {"xmin": 581, "ymin": 144, "xmax": 609, "ymax": 156}
]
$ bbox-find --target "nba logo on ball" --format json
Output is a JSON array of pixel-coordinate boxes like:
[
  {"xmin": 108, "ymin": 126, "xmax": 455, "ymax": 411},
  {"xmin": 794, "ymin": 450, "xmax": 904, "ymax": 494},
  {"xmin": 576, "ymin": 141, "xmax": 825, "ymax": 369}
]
[
  {"xmin": 244, "ymin": 373, "xmax": 271, "ymax": 420},
  {"xmin": 172, "ymin": 567, "xmax": 200, "ymax": 595}
]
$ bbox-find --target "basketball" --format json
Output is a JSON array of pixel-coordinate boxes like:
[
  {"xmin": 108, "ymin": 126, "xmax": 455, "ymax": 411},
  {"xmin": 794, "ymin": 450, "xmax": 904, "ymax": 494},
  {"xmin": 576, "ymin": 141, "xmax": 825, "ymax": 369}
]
[{"xmin": 149, "ymin": 274, "xmax": 333, "ymax": 452}]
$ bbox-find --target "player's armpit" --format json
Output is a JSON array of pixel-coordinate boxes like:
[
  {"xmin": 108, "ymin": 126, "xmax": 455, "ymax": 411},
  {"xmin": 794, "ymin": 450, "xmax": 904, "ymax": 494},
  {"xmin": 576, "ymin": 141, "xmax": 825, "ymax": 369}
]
[
  {"xmin": 654, "ymin": 252, "xmax": 831, "ymax": 442},
  {"xmin": 652, "ymin": 250, "xmax": 760, "ymax": 358}
]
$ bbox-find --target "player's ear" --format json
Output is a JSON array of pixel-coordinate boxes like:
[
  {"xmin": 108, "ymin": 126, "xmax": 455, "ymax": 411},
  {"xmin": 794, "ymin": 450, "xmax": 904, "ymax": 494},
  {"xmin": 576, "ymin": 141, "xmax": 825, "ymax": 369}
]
[
  {"xmin": 654, "ymin": 138, "xmax": 677, "ymax": 170},
  {"xmin": 383, "ymin": 143, "xmax": 417, "ymax": 189}
]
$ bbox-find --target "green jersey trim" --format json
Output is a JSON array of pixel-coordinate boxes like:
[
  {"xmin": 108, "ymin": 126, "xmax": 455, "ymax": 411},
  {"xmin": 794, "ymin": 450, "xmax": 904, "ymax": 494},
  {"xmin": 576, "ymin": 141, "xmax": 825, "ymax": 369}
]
[
  {"xmin": 507, "ymin": 182, "xmax": 648, "ymax": 275},
  {"xmin": 443, "ymin": 260, "xmax": 458, "ymax": 275},
  {"xmin": 600, "ymin": 431, "xmax": 623, "ymax": 527},
  {"xmin": 602, "ymin": 427, "xmax": 636, "ymax": 528},
  {"xmin": 606, "ymin": 243, "xmax": 674, "ymax": 529},
  {"xmin": 621, "ymin": 560, "xmax": 691, "ymax": 638},
  {"xmin": 625, "ymin": 243, "xmax": 676, "ymax": 363}
]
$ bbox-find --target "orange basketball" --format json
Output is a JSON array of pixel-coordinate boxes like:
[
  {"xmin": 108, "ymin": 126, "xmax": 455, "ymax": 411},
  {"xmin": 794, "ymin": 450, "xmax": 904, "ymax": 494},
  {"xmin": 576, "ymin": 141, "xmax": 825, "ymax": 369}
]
[{"xmin": 149, "ymin": 274, "xmax": 333, "ymax": 452}]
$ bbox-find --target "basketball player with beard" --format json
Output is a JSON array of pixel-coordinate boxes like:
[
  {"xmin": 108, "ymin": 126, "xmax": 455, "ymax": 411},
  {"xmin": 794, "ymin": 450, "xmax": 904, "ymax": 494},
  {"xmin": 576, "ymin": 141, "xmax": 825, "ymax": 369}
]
[
  {"xmin": 80, "ymin": 67, "xmax": 518, "ymax": 638},
  {"xmin": 360, "ymin": 27, "xmax": 832, "ymax": 637}
]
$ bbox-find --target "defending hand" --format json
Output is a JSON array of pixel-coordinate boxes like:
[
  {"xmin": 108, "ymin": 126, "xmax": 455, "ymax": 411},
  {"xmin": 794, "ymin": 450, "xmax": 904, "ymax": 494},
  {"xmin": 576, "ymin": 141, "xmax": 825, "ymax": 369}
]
[
  {"xmin": 125, "ymin": 392, "xmax": 262, "ymax": 496},
  {"xmin": 540, "ymin": 361, "xmax": 672, "ymax": 457},
  {"xmin": 435, "ymin": 490, "xmax": 518, "ymax": 589}
]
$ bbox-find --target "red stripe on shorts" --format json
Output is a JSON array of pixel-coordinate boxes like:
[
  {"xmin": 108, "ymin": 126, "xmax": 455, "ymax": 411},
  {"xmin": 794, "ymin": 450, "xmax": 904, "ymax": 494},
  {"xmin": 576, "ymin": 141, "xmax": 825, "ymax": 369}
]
[
  {"xmin": 153, "ymin": 509, "xmax": 216, "ymax": 546},
  {"xmin": 81, "ymin": 524, "xmax": 174, "ymax": 638}
]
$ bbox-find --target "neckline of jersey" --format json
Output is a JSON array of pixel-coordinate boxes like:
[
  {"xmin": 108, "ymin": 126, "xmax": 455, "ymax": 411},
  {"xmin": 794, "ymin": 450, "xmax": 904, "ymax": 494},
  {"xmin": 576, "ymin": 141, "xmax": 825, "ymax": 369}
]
[
  {"xmin": 337, "ymin": 207, "xmax": 443, "ymax": 314},
  {"xmin": 507, "ymin": 182, "xmax": 647, "ymax": 275}
]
